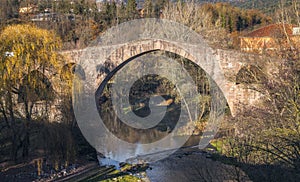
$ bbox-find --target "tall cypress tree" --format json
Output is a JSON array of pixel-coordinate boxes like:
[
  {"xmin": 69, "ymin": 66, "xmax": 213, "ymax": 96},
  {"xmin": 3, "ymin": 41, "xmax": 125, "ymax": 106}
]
[
  {"xmin": 117, "ymin": 2, "xmax": 126, "ymax": 23},
  {"xmin": 153, "ymin": 0, "xmax": 166, "ymax": 18},
  {"xmin": 110, "ymin": 1, "xmax": 117, "ymax": 25},
  {"xmin": 144, "ymin": 0, "xmax": 153, "ymax": 18},
  {"xmin": 126, "ymin": 0, "xmax": 138, "ymax": 20}
]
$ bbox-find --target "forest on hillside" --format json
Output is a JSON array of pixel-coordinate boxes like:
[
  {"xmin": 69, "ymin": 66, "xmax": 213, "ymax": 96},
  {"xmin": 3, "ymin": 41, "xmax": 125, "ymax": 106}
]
[
  {"xmin": 0, "ymin": 0, "xmax": 275, "ymax": 49},
  {"xmin": 196, "ymin": 0, "xmax": 293, "ymax": 14}
]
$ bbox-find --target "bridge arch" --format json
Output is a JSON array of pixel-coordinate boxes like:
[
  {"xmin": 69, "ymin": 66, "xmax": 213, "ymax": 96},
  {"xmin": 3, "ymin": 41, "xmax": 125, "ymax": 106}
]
[
  {"xmin": 95, "ymin": 39, "xmax": 196, "ymax": 87},
  {"xmin": 91, "ymin": 38, "xmax": 234, "ymax": 115}
]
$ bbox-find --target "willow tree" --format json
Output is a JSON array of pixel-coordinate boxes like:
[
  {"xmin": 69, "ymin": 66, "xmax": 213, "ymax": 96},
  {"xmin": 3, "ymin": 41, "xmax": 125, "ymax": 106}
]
[
  {"xmin": 59, "ymin": 63, "xmax": 85, "ymax": 129},
  {"xmin": 0, "ymin": 24, "xmax": 62, "ymax": 160}
]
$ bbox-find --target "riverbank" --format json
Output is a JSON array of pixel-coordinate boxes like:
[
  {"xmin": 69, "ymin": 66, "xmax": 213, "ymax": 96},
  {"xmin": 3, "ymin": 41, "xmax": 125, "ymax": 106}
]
[
  {"xmin": 63, "ymin": 146, "xmax": 251, "ymax": 182},
  {"xmin": 0, "ymin": 134, "xmax": 249, "ymax": 182},
  {"xmin": 0, "ymin": 157, "xmax": 98, "ymax": 182}
]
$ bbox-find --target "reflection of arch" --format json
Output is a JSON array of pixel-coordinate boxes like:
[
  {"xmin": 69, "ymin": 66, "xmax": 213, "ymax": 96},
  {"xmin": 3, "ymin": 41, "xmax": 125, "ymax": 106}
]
[
  {"xmin": 61, "ymin": 63, "xmax": 86, "ymax": 81},
  {"xmin": 18, "ymin": 70, "xmax": 54, "ymax": 103},
  {"xmin": 236, "ymin": 65, "xmax": 266, "ymax": 85}
]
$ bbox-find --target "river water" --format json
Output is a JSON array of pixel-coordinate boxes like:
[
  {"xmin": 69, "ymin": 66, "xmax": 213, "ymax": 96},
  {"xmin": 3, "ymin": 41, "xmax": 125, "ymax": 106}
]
[
  {"xmin": 97, "ymin": 135, "xmax": 251, "ymax": 182},
  {"xmin": 145, "ymin": 147, "xmax": 251, "ymax": 182}
]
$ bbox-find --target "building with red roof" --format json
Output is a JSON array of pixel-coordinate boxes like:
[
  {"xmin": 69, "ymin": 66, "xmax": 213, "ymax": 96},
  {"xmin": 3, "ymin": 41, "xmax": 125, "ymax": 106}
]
[{"xmin": 240, "ymin": 23, "xmax": 300, "ymax": 54}]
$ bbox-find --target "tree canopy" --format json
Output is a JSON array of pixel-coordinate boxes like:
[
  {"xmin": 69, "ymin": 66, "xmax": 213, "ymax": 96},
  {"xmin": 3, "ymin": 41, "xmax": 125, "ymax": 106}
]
[
  {"xmin": 0, "ymin": 24, "xmax": 62, "ymax": 159},
  {"xmin": 0, "ymin": 24, "xmax": 62, "ymax": 81}
]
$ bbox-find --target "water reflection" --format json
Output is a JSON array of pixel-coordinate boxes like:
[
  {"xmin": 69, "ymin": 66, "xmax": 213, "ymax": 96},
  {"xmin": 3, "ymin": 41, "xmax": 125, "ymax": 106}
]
[
  {"xmin": 96, "ymin": 65, "xmax": 200, "ymax": 162},
  {"xmin": 92, "ymin": 52, "xmax": 213, "ymax": 163}
]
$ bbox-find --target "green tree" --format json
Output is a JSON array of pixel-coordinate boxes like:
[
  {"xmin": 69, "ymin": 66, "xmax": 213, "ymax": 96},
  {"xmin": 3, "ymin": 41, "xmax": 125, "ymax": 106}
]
[
  {"xmin": 101, "ymin": 1, "xmax": 117, "ymax": 27},
  {"xmin": 144, "ymin": 0, "xmax": 154, "ymax": 18},
  {"xmin": 153, "ymin": 0, "xmax": 167, "ymax": 18},
  {"xmin": 117, "ymin": 2, "xmax": 127, "ymax": 24},
  {"xmin": 0, "ymin": 24, "xmax": 62, "ymax": 160},
  {"xmin": 126, "ymin": 0, "xmax": 139, "ymax": 20}
]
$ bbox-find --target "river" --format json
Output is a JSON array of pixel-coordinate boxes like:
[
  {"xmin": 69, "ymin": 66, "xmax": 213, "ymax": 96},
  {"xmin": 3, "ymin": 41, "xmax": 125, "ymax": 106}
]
[
  {"xmin": 145, "ymin": 147, "xmax": 250, "ymax": 182},
  {"xmin": 97, "ymin": 135, "xmax": 251, "ymax": 182}
]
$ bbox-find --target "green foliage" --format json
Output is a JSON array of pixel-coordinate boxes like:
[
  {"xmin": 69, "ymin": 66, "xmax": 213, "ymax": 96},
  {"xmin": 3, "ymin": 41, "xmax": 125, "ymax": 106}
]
[
  {"xmin": 85, "ymin": 172, "xmax": 140, "ymax": 182},
  {"xmin": 126, "ymin": 0, "xmax": 139, "ymax": 20},
  {"xmin": 211, "ymin": 139, "xmax": 224, "ymax": 153},
  {"xmin": 0, "ymin": 24, "xmax": 62, "ymax": 80},
  {"xmin": 19, "ymin": 70, "xmax": 55, "ymax": 103},
  {"xmin": 0, "ymin": 24, "xmax": 62, "ymax": 160},
  {"xmin": 153, "ymin": 0, "xmax": 167, "ymax": 17},
  {"xmin": 98, "ymin": 2, "xmax": 117, "ymax": 29},
  {"xmin": 0, "ymin": 24, "xmax": 61, "ymax": 106},
  {"xmin": 232, "ymin": 0, "xmax": 293, "ymax": 14},
  {"xmin": 195, "ymin": 0, "xmax": 293, "ymax": 14},
  {"xmin": 207, "ymin": 3, "xmax": 271, "ymax": 32},
  {"xmin": 144, "ymin": 0, "xmax": 154, "ymax": 18},
  {"xmin": 101, "ymin": 175, "xmax": 140, "ymax": 182},
  {"xmin": 162, "ymin": 2, "xmax": 271, "ymax": 49}
]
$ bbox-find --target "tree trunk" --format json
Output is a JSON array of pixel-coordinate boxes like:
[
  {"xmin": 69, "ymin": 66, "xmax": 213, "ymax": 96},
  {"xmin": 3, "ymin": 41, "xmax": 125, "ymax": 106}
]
[
  {"xmin": 11, "ymin": 134, "xmax": 19, "ymax": 161},
  {"xmin": 22, "ymin": 130, "xmax": 29, "ymax": 158}
]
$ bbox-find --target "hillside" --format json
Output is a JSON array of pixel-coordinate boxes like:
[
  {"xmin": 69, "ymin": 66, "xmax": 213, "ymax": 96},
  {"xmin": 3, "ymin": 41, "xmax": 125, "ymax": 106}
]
[
  {"xmin": 231, "ymin": 0, "xmax": 293, "ymax": 14},
  {"xmin": 195, "ymin": 0, "xmax": 293, "ymax": 14}
]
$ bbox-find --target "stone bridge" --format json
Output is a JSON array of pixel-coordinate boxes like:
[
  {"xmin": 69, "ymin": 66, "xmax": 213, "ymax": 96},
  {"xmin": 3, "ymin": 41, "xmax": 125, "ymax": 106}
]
[
  {"xmin": 58, "ymin": 19, "xmax": 283, "ymax": 119},
  {"xmin": 57, "ymin": 19, "xmax": 286, "ymax": 161},
  {"xmin": 61, "ymin": 39, "xmax": 280, "ymax": 117}
]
